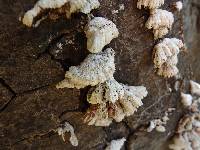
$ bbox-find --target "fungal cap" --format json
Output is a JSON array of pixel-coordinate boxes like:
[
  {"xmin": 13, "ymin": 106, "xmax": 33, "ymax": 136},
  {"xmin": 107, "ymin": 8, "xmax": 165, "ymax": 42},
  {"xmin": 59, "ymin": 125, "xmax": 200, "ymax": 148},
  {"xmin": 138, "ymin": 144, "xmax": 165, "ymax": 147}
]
[
  {"xmin": 22, "ymin": 0, "xmax": 68, "ymax": 27},
  {"xmin": 190, "ymin": 80, "xmax": 200, "ymax": 96},
  {"xmin": 22, "ymin": 0, "xmax": 100, "ymax": 27},
  {"xmin": 181, "ymin": 92, "xmax": 193, "ymax": 107},
  {"xmin": 56, "ymin": 48, "xmax": 115, "ymax": 89},
  {"xmin": 85, "ymin": 17, "xmax": 119, "ymax": 53},
  {"xmin": 85, "ymin": 80, "xmax": 148, "ymax": 126},
  {"xmin": 146, "ymin": 9, "xmax": 174, "ymax": 39}
]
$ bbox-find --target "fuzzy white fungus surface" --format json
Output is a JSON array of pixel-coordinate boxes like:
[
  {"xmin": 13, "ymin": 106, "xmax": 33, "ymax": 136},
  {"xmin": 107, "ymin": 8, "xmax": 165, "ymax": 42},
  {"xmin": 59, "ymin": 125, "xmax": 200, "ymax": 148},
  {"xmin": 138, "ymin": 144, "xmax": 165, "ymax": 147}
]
[
  {"xmin": 56, "ymin": 48, "xmax": 115, "ymax": 89},
  {"xmin": 85, "ymin": 17, "xmax": 119, "ymax": 53}
]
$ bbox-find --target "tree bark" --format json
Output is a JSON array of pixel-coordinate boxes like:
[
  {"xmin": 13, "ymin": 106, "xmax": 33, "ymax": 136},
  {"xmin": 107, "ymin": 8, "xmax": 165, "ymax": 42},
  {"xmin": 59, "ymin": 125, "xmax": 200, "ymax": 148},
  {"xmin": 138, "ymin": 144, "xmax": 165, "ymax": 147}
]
[{"xmin": 0, "ymin": 0, "xmax": 199, "ymax": 149}]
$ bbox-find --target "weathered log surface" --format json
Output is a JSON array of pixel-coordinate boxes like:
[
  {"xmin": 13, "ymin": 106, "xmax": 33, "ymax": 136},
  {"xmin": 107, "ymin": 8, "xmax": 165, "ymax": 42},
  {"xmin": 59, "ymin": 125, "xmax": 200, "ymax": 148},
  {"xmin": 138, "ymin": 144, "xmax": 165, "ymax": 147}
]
[{"xmin": 0, "ymin": 0, "xmax": 199, "ymax": 149}]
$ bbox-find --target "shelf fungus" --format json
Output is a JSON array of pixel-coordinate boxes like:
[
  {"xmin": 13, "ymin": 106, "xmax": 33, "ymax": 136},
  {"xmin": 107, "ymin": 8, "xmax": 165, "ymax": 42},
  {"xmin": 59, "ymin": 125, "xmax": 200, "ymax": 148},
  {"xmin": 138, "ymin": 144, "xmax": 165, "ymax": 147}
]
[
  {"xmin": 153, "ymin": 38, "xmax": 184, "ymax": 78},
  {"xmin": 105, "ymin": 137, "xmax": 126, "ymax": 150},
  {"xmin": 137, "ymin": 0, "xmax": 165, "ymax": 9},
  {"xmin": 169, "ymin": 113, "xmax": 200, "ymax": 150},
  {"xmin": 146, "ymin": 9, "xmax": 174, "ymax": 39},
  {"xmin": 56, "ymin": 48, "xmax": 115, "ymax": 89},
  {"xmin": 85, "ymin": 17, "xmax": 119, "ymax": 53},
  {"xmin": 84, "ymin": 78, "xmax": 148, "ymax": 126},
  {"xmin": 22, "ymin": 0, "xmax": 100, "ymax": 27}
]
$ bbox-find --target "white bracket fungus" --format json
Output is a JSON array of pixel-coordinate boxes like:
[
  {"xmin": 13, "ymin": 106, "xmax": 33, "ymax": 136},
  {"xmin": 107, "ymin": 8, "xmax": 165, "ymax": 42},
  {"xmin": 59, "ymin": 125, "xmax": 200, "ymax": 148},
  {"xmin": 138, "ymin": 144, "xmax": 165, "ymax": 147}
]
[
  {"xmin": 146, "ymin": 9, "xmax": 174, "ymax": 39},
  {"xmin": 85, "ymin": 17, "xmax": 119, "ymax": 53},
  {"xmin": 22, "ymin": 0, "xmax": 100, "ymax": 27},
  {"xmin": 169, "ymin": 113, "xmax": 200, "ymax": 150},
  {"xmin": 57, "ymin": 122, "xmax": 78, "ymax": 146},
  {"xmin": 181, "ymin": 92, "xmax": 193, "ymax": 107},
  {"xmin": 153, "ymin": 38, "xmax": 184, "ymax": 78},
  {"xmin": 105, "ymin": 137, "xmax": 126, "ymax": 150},
  {"xmin": 190, "ymin": 80, "xmax": 200, "ymax": 96},
  {"xmin": 56, "ymin": 48, "xmax": 115, "ymax": 89},
  {"xmin": 84, "ymin": 78, "xmax": 148, "ymax": 126},
  {"xmin": 137, "ymin": 0, "xmax": 165, "ymax": 9}
]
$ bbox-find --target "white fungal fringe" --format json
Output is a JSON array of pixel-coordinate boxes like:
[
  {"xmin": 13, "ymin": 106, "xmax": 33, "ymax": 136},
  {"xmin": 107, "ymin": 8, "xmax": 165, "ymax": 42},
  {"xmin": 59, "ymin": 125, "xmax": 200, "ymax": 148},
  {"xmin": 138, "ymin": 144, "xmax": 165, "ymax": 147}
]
[
  {"xmin": 169, "ymin": 113, "xmax": 200, "ymax": 150},
  {"xmin": 146, "ymin": 9, "xmax": 174, "ymax": 39},
  {"xmin": 84, "ymin": 78, "xmax": 148, "ymax": 126},
  {"xmin": 137, "ymin": 0, "xmax": 165, "ymax": 9},
  {"xmin": 153, "ymin": 38, "xmax": 184, "ymax": 78},
  {"xmin": 85, "ymin": 17, "xmax": 119, "ymax": 53},
  {"xmin": 56, "ymin": 48, "xmax": 115, "ymax": 89},
  {"xmin": 105, "ymin": 137, "xmax": 126, "ymax": 150},
  {"xmin": 190, "ymin": 80, "xmax": 200, "ymax": 96},
  {"xmin": 57, "ymin": 122, "xmax": 78, "ymax": 146},
  {"xmin": 22, "ymin": 0, "xmax": 100, "ymax": 27}
]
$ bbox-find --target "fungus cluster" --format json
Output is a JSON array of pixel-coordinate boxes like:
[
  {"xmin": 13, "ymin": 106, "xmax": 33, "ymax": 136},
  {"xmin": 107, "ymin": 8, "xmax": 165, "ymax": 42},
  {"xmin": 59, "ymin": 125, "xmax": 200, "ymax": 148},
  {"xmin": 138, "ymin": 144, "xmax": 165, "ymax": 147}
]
[
  {"xmin": 20, "ymin": 0, "xmax": 189, "ymax": 148},
  {"xmin": 137, "ymin": 0, "xmax": 174, "ymax": 39},
  {"xmin": 84, "ymin": 78, "xmax": 147, "ymax": 126},
  {"xmin": 21, "ymin": 0, "xmax": 148, "ymax": 126},
  {"xmin": 137, "ymin": 0, "xmax": 184, "ymax": 78},
  {"xmin": 153, "ymin": 38, "xmax": 184, "ymax": 78},
  {"xmin": 146, "ymin": 9, "xmax": 174, "ymax": 39}
]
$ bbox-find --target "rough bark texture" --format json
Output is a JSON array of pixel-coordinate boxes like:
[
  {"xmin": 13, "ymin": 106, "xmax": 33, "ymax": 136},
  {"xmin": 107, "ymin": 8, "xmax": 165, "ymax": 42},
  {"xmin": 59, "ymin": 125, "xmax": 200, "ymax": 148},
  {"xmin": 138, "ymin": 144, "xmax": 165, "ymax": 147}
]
[{"xmin": 0, "ymin": 0, "xmax": 199, "ymax": 149}]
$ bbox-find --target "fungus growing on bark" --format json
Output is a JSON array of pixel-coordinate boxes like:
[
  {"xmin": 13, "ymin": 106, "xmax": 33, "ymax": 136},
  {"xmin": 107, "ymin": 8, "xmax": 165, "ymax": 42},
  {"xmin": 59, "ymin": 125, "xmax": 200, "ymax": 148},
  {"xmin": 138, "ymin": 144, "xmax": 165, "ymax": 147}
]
[
  {"xmin": 190, "ymin": 80, "xmax": 200, "ymax": 96},
  {"xmin": 169, "ymin": 113, "xmax": 200, "ymax": 150},
  {"xmin": 56, "ymin": 48, "xmax": 115, "ymax": 89},
  {"xmin": 137, "ymin": 0, "xmax": 165, "ymax": 9},
  {"xmin": 147, "ymin": 108, "xmax": 175, "ymax": 132},
  {"xmin": 146, "ymin": 9, "xmax": 174, "ymax": 39},
  {"xmin": 85, "ymin": 17, "xmax": 119, "ymax": 53},
  {"xmin": 181, "ymin": 92, "xmax": 193, "ymax": 107},
  {"xmin": 22, "ymin": 0, "xmax": 100, "ymax": 27},
  {"xmin": 57, "ymin": 122, "xmax": 78, "ymax": 146},
  {"xmin": 105, "ymin": 137, "xmax": 126, "ymax": 150},
  {"xmin": 84, "ymin": 78, "xmax": 148, "ymax": 126},
  {"xmin": 153, "ymin": 38, "xmax": 184, "ymax": 78}
]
